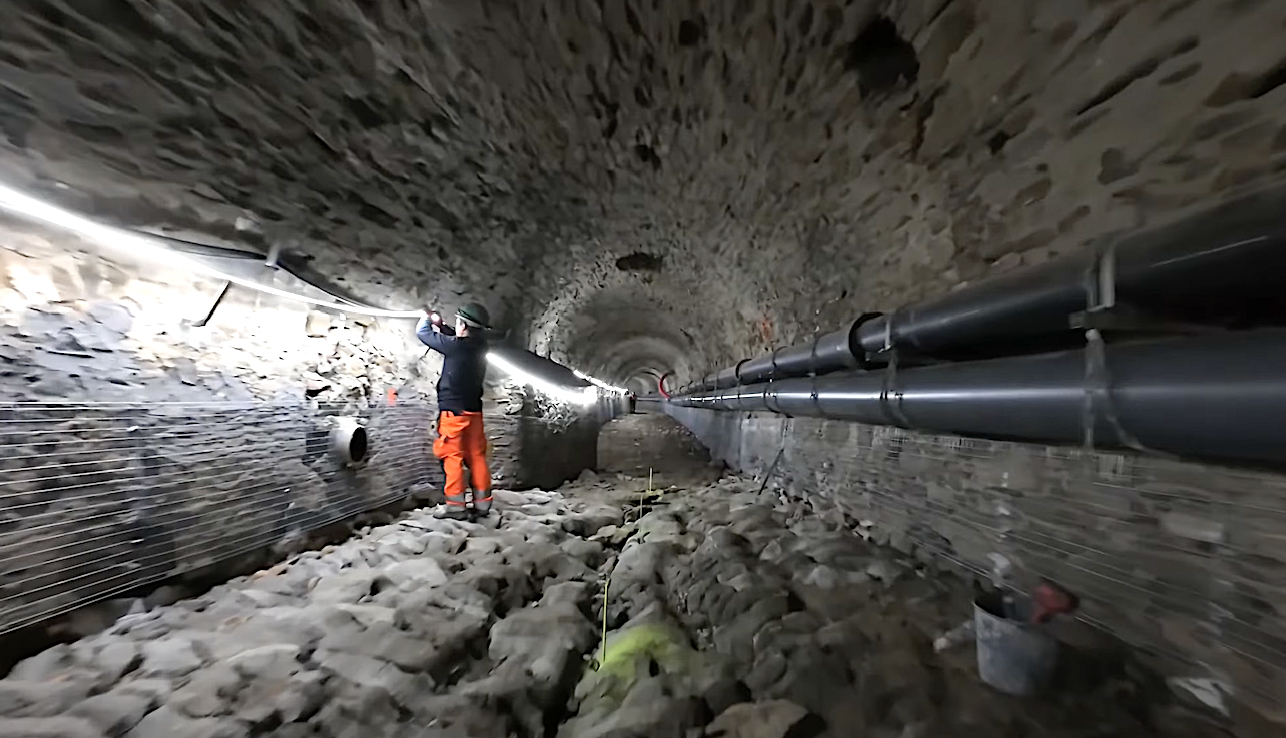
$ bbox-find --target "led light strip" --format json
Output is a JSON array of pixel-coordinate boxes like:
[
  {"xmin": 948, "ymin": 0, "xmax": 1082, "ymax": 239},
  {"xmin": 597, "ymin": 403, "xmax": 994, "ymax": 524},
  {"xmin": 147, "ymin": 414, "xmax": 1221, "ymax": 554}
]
[
  {"xmin": 573, "ymin": 368, "xmax": 629, "ymax": 395},
  {"xmin": 0, "ymin": 181, "xmax": 631, "ymax": 404},
  {"xmin": 0, "ymin": 183, "xmax": 425, "ymax": 318},
  {"xmin": 488, "ymin": 352, "xmax": 599, "ymax": 406}
]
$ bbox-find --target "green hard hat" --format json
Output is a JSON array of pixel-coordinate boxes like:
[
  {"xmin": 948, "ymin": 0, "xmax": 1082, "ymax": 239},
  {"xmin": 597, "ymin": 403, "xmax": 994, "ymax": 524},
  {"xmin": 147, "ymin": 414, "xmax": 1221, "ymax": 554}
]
[{"xmin": 456, "ymin": 302, "xmax": 491, "ymax": 329}]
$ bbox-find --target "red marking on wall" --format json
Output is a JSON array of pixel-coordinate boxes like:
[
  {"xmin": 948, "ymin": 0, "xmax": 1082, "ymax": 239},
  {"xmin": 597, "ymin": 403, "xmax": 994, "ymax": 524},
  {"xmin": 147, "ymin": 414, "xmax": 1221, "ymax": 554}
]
[{"xmin": 758, "ymin": 316, "xmax": 774, "ymax": 345}]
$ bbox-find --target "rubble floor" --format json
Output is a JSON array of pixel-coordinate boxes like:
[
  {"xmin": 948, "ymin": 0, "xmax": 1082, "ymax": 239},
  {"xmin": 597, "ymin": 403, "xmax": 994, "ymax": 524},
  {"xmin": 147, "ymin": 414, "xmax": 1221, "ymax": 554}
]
[{"xmin": 0, "ymin": 414, "xmax": 1231, "ymax": 738}]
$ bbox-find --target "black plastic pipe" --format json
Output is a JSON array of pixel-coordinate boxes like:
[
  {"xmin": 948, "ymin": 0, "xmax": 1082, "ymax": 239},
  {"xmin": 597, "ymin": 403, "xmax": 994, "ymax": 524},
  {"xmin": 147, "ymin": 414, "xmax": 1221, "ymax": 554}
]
[
  {"xmin": 672, "ymin": 328, "xmax": 1286, "ymax": 467},
  {"xmin": 728, "ymin": 312, "xmax": 884, "ymax": 388},
  {"xmin": 852, "ymin": 190, "xmax": 1286, "ymax": 359},
  {"xmin": 689, "ymin": 187, "xmax": 1286, "ymax": 392}
]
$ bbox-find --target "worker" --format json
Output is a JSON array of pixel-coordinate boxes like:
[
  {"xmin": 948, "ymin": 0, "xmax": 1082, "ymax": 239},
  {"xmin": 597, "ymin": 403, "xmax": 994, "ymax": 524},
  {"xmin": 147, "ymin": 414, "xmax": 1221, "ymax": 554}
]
[{"xmin": 416, "ymin": 303, "xmax": 492, "ymax": 519}]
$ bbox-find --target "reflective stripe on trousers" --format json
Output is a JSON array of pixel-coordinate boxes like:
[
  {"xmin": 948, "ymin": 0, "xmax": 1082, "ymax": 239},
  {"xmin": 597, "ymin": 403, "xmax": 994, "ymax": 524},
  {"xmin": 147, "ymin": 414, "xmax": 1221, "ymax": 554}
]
[{"xmin": 433, "ymin": 410, "xmax": 491, "ymax": 511}]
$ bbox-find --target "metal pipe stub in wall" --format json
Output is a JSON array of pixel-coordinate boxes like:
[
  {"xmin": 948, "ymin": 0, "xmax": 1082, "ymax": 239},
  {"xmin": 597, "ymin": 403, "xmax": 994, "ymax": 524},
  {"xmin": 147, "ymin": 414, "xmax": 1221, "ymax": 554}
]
[
  {"xmin": 330, "ymin": 418, "xmax": 369, "ymax": 464},
  {"xmin": 672, "ymin": 328, "xmax": 1286, "ymax": 468}
]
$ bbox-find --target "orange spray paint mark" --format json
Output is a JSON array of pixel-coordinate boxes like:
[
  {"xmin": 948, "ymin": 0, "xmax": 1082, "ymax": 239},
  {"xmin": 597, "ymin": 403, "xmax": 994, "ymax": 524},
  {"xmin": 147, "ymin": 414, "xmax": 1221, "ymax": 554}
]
[
  {"xmin": 386, "ymin": 387, "xmax": 397, "ymax": 406},
  {"xmin": 759, "ymin": 316, "xmax": 774, "ymax": 345}
]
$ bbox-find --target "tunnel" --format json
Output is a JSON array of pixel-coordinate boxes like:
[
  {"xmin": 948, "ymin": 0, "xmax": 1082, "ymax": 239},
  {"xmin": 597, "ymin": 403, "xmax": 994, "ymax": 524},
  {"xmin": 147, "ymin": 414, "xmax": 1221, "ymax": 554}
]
[{"xmin": 0, "ymin": 1, "xmax": 1285, "ymax": 736}]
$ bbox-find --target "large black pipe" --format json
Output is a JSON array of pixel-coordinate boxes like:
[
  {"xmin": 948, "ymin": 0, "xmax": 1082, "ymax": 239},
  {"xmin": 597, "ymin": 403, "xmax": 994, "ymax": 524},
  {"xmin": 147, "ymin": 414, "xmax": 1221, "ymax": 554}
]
[
  {"xmin": 690, "ymin": 187, "xmax": 1286, "ymax": 392},
  {"xmin": 673, "ymin": 328, "xmax": 1286, "ymax": 467},
  {"xmin": 727, "ymin": 312, "xmax": 884, "ymax": 388},
  {"xmin": 853, "ymin": 189, "xmax": 1286, "ymax": 358}
]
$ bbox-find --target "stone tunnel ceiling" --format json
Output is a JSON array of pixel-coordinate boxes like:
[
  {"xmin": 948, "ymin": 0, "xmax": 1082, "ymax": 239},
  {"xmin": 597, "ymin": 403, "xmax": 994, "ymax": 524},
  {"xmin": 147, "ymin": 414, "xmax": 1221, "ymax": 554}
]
[{"xmin": 1, "ymin": 0, "xmax": 1285, "ymax": 388}]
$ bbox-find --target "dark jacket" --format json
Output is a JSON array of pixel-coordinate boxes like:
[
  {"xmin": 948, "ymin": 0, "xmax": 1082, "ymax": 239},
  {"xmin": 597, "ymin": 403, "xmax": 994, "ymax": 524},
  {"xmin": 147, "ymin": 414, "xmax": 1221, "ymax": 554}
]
[{"xmin": 416, "ymin": 317, "xmax": 488, "ymax": 413}]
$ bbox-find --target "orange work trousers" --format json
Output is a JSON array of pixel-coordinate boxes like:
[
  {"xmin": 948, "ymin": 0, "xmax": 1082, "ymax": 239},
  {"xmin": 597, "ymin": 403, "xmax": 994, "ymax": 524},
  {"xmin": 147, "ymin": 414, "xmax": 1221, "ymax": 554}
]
[{"xmin": 433, "ymin": 411, "xmax": 491, "ymax": 508}]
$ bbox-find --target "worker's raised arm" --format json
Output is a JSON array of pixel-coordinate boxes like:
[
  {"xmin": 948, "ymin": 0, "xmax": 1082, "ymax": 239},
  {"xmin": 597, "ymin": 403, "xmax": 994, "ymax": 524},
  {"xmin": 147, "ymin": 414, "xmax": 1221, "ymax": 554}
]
[{"xmin": 416, "ymin": 315, "xmax": 460, "ymax": 355}]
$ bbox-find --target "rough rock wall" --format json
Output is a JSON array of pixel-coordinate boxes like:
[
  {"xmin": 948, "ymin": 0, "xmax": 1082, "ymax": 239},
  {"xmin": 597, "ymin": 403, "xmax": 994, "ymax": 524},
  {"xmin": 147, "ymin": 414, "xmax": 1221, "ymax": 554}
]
[
  {"xmin": 666, "ymin": 404, "xmax": 1286, "ymax": 729},
  {"xmin": 0, "ymin": 222, "xmax": 613, "ymax": 633},
  {"xmin": 3, "ymin": 1, "xmax": 1285, "ymax": 388},
  {"xmin": 484, "ymin": 397, "xmax": 616, "ymax": 492},
  {"xmin": 515, "ymin": 410, "xmax": 603, "ymax": 491},
  {"xmin": 0, "ymin": 220, "xmax": 444, "ymax": 632},
  {"xmin": 0, "ymin": 221, "xmax": 432, "ymax": 407}
]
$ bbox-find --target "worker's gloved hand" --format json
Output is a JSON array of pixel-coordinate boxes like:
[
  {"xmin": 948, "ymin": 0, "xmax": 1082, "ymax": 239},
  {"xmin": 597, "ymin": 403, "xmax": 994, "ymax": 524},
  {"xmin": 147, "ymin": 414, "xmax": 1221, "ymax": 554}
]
[{"xmin": 419, "ymin": 308, "xmax": 445, "ymax": 333}]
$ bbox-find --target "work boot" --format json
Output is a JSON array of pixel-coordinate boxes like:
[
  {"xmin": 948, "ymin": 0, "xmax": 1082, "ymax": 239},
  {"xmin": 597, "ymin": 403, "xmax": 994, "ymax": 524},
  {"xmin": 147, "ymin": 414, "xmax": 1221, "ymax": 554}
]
[
  {"xmin": 435, "ymin": 506, "xmax": 472, "ymax": 521},
  {"xmin": 473, "ymin": 494, "xmax": 493, "ymax": 517}
]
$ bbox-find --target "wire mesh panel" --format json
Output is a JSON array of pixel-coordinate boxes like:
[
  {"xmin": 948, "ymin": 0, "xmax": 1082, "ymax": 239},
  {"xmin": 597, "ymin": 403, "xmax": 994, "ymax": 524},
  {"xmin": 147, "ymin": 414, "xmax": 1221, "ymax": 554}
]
[
  {"xmin": 666, "ymin": 405, "xmax": 1286, "ymax": 713},
  {"xmin": 0, "ymin": 399, "xmax": 437, "ymax": 635}
]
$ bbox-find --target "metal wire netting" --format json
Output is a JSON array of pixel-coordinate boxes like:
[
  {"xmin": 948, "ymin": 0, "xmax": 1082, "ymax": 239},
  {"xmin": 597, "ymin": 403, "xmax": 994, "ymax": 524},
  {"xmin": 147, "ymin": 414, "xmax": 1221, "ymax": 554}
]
[
  {"xmin": 768, "ymin": 418, "xmax": 1286, "ymax": 708},
  {"xmin": 666, "ymin": 405, "xmax": 1286, "ymax": 711},
  {"xmin": 0, "ymin": 399, "xmax": 563, "ymax": 635}
]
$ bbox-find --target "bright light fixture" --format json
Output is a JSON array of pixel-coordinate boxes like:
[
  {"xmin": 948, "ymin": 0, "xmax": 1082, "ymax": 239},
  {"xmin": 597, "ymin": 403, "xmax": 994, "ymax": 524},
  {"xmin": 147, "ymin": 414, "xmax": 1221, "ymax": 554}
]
[
  {"xmin": 573, "ymin": 368, "xmax": 629, "ymax": 395},
  {"xmin": 0, "ymin": 180, "xmax": 627, "ymax": 398},
  {"xmin": 488, "ymin": 351, "xmax": 598, "ymax": 406},
  {"xmin": 0, "ymin": 183, "xmax": 423, "ymax": 318}
]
